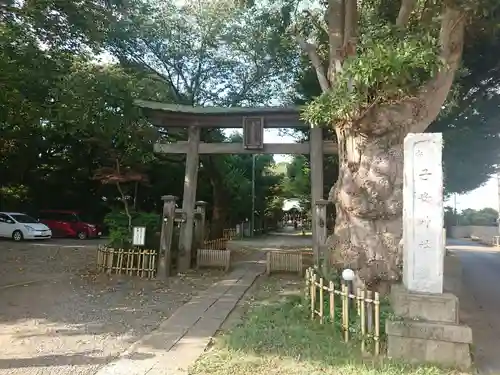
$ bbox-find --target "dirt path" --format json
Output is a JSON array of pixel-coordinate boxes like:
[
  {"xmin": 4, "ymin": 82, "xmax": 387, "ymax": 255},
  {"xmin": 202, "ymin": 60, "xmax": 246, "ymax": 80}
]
[
  {"xmin": 0, "ymin": 243, "xmax": 224, "ymax": 375},
  {"xmin": 0, "ymin": 232, "xmax": 311, "ymax": 375}
]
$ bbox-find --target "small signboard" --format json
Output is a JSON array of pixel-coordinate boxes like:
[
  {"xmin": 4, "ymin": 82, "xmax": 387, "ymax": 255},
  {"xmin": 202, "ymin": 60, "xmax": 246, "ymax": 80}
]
[
  {"xmin": 132, "ymin": 226, "xmax": 146, "ymax": 246},
  {"xmin": 243, "ymin": 117, "xmax": 264, "ymax": 150}
]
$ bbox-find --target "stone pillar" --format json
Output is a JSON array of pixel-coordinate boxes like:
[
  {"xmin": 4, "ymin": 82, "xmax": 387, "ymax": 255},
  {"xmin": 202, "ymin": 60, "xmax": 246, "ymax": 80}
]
[
  {"xmin": 178, "ymin": 126, "xmax": 201, "ymax": 272},
  {"xmin": 387, "ymin": 133, "xmax": 472, "ymax": 369},
  {"xmin": 194, "ymin": 201, "xmax": 207, "ymax": 248},
  {"xmin": 309, "ymin": 125, "xmax": 324, "ymax": 266},
  {"xmin": 315, "ymin": 199, "xmax": 329, "ymax": 265},
  {"xmin": 402, "ymin": 133, "xmax": 444, "ymax": 294},
  {"xmin": 158, "ymin": 195, "xmax": 176, "ymax": 279}
]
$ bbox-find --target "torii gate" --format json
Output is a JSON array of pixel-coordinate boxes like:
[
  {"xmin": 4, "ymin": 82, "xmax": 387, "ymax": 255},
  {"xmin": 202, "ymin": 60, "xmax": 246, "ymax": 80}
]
[{"xmin": 135, "ymin": 99, "xmax": 337, "ymax": 270}]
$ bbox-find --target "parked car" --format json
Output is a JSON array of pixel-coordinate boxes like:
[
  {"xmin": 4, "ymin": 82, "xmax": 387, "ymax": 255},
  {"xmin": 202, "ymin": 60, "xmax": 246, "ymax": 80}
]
[
  {"xmin": 0, "ymin": 212, "xmax": 52, "ymax": 241},
  {"xmin": 38, "ymin": 210, "xmax": 102, "ymax": 239}
]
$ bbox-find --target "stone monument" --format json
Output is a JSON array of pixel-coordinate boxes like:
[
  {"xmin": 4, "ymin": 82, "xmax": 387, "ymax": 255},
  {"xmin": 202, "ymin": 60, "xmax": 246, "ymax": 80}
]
[
  {"xmin": 386, "ymin": 133, "xmax": 473, "ymax": 369},
  {"xmin": 402, "ymin": 133, "xmax": 444, "ymax": 293}
]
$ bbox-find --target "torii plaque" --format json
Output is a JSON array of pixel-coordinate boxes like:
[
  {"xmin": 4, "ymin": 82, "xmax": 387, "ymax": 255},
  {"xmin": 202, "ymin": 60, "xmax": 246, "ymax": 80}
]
[{"xmin": 243, "ymin": 117, "xmax": 264, "ymax": 150}]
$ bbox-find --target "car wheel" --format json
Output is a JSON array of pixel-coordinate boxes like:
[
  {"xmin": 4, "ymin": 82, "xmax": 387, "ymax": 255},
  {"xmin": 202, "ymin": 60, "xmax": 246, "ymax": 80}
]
[
  {"xmin": 77, "ymin": 231, "xmax": 88, "ymax": 240},
  {"xmin": 12, "ymin": 230, "xmax": 24, "ymax": 242}
]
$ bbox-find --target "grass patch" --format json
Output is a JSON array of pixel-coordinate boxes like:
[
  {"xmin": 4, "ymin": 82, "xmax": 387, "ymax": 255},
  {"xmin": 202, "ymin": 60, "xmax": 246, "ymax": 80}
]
[{"xmin": 190, "ymin": 277, "xmax": 471, "ymax": 375}]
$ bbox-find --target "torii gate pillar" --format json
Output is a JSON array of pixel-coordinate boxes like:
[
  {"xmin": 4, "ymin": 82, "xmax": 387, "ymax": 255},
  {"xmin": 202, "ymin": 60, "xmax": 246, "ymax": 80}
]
[
  {"xmin": 178, "ymin": 126, "xmax": 201, "ymax": 272},
  {"xmin": 310, "ymin": 125, "xmax": 324, "ymax": 265}
]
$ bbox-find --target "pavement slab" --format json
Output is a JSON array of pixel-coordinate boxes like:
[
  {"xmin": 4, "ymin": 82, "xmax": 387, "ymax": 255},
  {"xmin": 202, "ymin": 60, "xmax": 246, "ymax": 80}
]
[{"xmin": 93, "ymin": 262, "xmax": 264, "ymax": 375}]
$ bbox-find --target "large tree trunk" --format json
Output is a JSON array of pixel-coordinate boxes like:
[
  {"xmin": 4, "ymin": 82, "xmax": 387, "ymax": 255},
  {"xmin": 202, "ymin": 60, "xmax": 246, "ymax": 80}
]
[
  {"xmin": 329, "ymin": 127, "xmax": 406, "ymax": 293},
  {"xmin": 324, "ymin": 6, "xmax": 465, "ymax": 294}
]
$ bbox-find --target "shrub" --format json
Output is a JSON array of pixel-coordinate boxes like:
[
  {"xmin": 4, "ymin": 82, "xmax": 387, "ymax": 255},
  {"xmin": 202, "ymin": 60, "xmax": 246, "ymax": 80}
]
[{"xmin": 104, "ymin": 209, "xmax": 161, "ymax": 249}]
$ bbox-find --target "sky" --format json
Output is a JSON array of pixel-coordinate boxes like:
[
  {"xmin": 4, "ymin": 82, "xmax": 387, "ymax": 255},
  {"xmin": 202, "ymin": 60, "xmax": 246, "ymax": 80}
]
[
  {"xmin": 447, "ymin": 177, "xmax": 498, "ymax": 211},
  {"xmin": 255, "ymin": 129, "xmax": 498, "ymax": 211}
]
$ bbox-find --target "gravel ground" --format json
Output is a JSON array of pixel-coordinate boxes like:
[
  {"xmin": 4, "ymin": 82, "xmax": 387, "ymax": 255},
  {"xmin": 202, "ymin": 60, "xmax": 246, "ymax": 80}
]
[{"xmin": 0, "ymin": 241, "xmax": 225, "ymax": 375}]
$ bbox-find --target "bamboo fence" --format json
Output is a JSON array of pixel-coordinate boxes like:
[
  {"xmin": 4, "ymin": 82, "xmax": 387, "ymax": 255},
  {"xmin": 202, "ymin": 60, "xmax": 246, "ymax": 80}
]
[
  {"xmin": 197, "ymin": 248, "xmax": 231, "ymax": 271},
  {"xmin": 202, "ymin": 238, "xmax": 228, "ymax": 250},
  {"xmin": 97, "ymin": 246, "xmax": 157, "ymax": 278},
  {"xmin": 197, "ymin": 235, "xmax": 231, "ymax": 270},
  {"xmin": 305, "ymin": 267, "xmax": 381, "ymax": 355},
  {"xmin": 266, "ymin": 250, "xmax": 303, "ymax": 275},
  {"xmin": 223, "ymin": 228, "xmax": 237, "ymax": 240}
]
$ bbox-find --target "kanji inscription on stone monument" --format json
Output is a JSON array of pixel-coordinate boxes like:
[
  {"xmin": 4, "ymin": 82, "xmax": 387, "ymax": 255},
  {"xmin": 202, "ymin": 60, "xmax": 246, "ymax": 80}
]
[
  {"xmin": 403, "ymin": 133, "xmax": 444, "ymax": 294},
  {"xmin": 243, "ymin": 117, "xmax": 264, "ymax": 150}
]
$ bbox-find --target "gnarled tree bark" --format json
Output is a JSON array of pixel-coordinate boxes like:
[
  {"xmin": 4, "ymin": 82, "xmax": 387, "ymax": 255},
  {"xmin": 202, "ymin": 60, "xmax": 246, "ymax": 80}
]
[
  {"xmin": 299, "ymin": 1, "xmax": 465, "ymax": 292},
  {"xmin": 329, "ymin": 126, "xmax": 405, "ymax": 293},
  {"xmin": 331, "ymin": 6, "xmax": 464, "ymax": 292}
]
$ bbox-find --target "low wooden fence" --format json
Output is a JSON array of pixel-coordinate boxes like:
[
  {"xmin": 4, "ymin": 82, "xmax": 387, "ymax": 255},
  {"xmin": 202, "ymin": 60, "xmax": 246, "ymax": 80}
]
[
  {"xmin": 97, "ymin": 229, "xmax": 235, "ymax": 277},
  {"xmin": 202, "ymin": 238, "xmax": 228, "ymax": 250},
  {"xmin": 197, "ymin": 249, "xmax": 231, "ymax": 271},
  {"xmin": 265, "ymin": 250, "xmax": 313, "ymax": 275},
  {"xmin": 223, "ymin": 228, "xmax": 237, "ymax": 240},
  {"xmin": 197, "ymin": 237, "xmax": 230, "ymax": 271},
  {"xmin": 306, "ymin": 267, "xmax": 381, "ymax": 355},
  {"xmin": 97, "ymin": 246, "xmax": 157, "ymax": 278},
  {"xmin": 266, "ymin": 250, "xmax": 303, "ymax": 275}
]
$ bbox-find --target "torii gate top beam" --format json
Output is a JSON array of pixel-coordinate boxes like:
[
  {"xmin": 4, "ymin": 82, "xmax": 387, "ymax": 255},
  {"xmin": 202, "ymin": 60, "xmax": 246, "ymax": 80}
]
[{"xmin": 134, "ymin": 99, "xmax": 307, "ymax": 128}]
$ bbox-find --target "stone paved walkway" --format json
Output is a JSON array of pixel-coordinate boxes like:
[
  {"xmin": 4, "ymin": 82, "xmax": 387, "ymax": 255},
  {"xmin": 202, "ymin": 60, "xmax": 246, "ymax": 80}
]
[{"xmin": 94, "ymin": 259, "xmax": 265, "ymax": 375}]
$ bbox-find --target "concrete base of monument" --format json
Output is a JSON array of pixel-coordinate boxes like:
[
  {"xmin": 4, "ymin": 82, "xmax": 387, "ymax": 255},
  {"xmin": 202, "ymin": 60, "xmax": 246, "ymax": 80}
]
[
  {"xmin": 386, "ymin": 320, "xmax": 472, "ymax": 369},
  {"xmin": 390, "ymin": 284, "xmax": 459, "ymax": 323},
  {"xmin": 386, "ymin": 285, "xmax": 473, "ymax": 369}
]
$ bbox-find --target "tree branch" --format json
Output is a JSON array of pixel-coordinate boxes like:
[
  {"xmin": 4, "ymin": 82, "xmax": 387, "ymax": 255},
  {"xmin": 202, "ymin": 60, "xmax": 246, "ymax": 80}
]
[
  {"xmin": 142, "ymin": 40, "xmax": 186, "ymax": 102},
  {"xmin": 297, "ymin": 36, "xmax": 330, "ymax": 92},
  {"xmin": 327, "ymin": 0, "xmax": 344, "ymax": 83},
  {"xmin": 302, "ymin": 9, "xmax": 329, "ymax": 39},
  {"xmin": 396, "ymin": 0, "xmax": 417, "ymax": 28},
  {"xmin": 343, "ymin": 0, "xmax": 358, "ymax": 55},
  {"xmin": 412, "ymin": 4, "xmax": 466, "ymax": 132},
  {"xmin": 190, "ymin": 38, "xmax": 209, "ymax": 104}
]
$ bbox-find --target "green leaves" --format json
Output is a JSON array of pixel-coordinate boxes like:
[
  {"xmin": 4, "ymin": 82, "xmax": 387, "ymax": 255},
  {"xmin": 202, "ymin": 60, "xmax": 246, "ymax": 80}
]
[
  {"xmin": 0, "ymin": 0, "xmax": 121, "ymax": 53},
  {"xmin": 302, "ymin": 24, "xmax": 441, "ymax": 126},
  {"xmin": 107, "ymin": 0, "xmax": 296, "ymax": 106}
]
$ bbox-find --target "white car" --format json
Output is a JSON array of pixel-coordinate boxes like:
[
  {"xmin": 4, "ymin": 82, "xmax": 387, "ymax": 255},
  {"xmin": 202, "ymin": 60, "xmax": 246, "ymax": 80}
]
[{"xmin": 0, "ymin": 212, "xmax": 52, "ymax": 241}]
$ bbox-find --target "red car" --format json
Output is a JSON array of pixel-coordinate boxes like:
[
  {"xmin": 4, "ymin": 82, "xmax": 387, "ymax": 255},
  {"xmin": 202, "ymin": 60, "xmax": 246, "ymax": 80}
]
[{"xmin": 38, "ymin": 210, "xmax": 102, "ymax": 239}]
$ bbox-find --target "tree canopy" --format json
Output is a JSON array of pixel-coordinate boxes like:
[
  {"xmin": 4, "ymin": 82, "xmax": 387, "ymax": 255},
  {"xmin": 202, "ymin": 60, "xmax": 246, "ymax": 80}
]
[{"xmin": 0, "ymin": 0, "xmax": 286, "ymax": 238}]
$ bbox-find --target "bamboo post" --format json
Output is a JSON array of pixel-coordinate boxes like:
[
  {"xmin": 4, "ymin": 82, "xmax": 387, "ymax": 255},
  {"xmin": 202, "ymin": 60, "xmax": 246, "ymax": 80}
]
[
  {"xmin": 305, "ymin": 268, "xmax": 311, "ymax": 299},
  {"xmin": 127, "ymin": 250, "xmax": 132, "ymax": 275},
  {"xmin": 360, "ymin": 289, "xmax": 366, "ymax": 353},
  {"xmin": 150, "ymin": 249, "xmax": 156, "ymax": 278},
  {"xmin": 366, "ymin": 290, "xmax": 373, "ymax": 336},
  {"xmin": 342, "ymin": 283, "xmax": 349, "ymax": 342},
  {"xmin": 374, "ymin": 292, "xmax": 380, "ymax": 355},
  {"xmin": 140, "ymin": 250, "xmax": 145, "ymax": 278},
  {"xmin": 106, "ymin": 247, "xmax": 113, "ymax": 275},
  {"xmin": 329, "ymin": 280, "xmax": 334, "ymax": 323},
  {"xmin": 356, "ymin": 287, "xmax": 361, "ymax": 316},
  {"xmin": 311, "ymin": 273, "xmax": 316, "ymax": 320},
  {"xmin": 319, "ymin": 277, "xmax": 324, "ymax": 324},
  {"xmin": 118, "ymin": 249, "xmax": 124, "ymax": 274}
]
